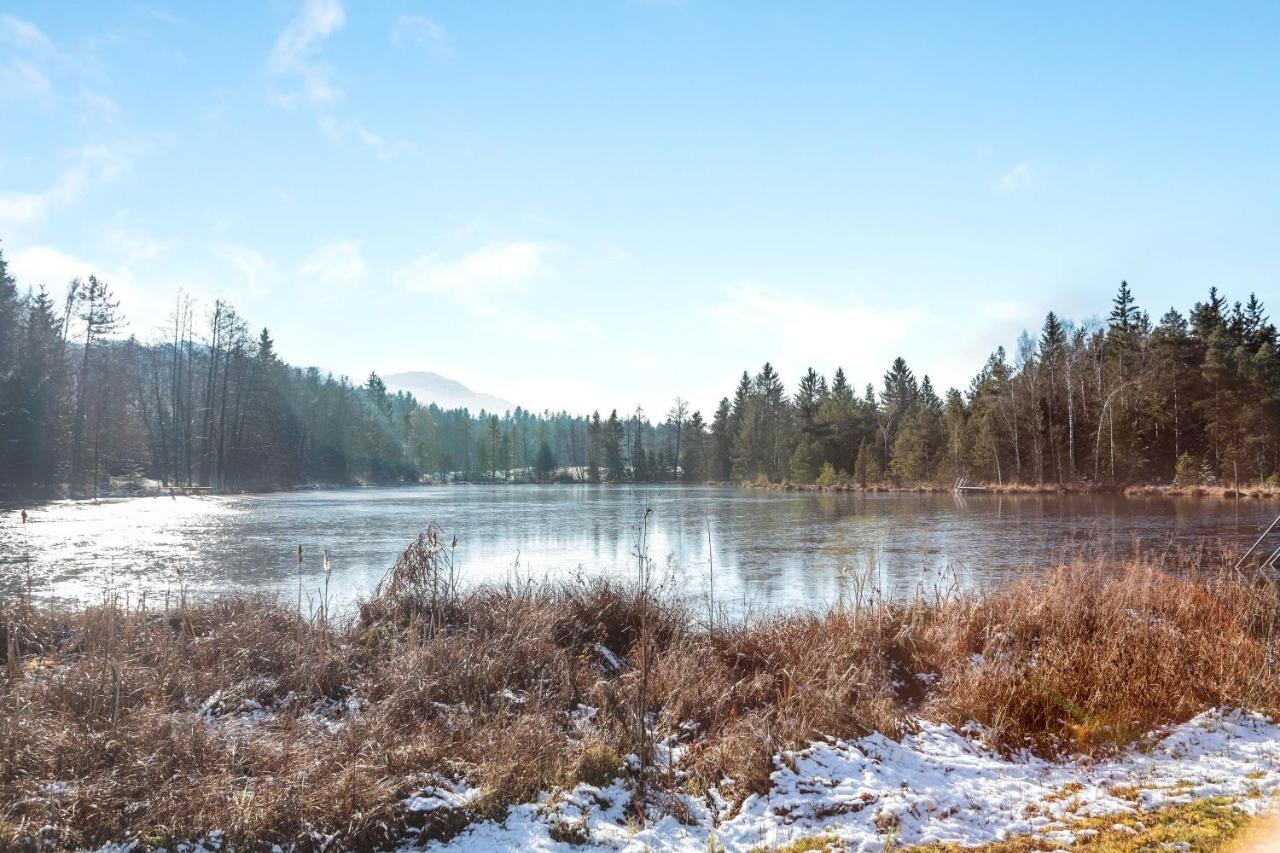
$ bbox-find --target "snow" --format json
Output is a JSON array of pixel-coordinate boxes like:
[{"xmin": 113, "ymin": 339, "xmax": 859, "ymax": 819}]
[
  {"xmin": 86, "ymin": 708, "xmax": 1280, "ymax": 851},
  {"xmin": 418, "ymin": 709, "xmax": 1280, "ymax": 852},
  {"xmin": 404, "ymin": 776, "xmax": 485, "ymax": 815}
]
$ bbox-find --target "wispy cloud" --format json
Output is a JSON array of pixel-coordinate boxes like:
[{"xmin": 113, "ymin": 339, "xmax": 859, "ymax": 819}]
[
  {"xmin": 212, "ymin": 243, "xmax": 281, "ymax": 298},
  {"xmin": 391, "ymin": 14, "xmax": 451, "ymax": 56},
  {"xmin": 0, "ymin": 13, "xmax": 55, "ymax": 52},
  {"xmin": 709, "ymin": 283, "xmax": 923, "ymax": 383},
  {"xmin": 8, "ymin": 244, "xmax": 98, "ymax": 289},
  {"xmin": 298, "ymin": 239, "xmax": 367, "ymax": 284},
  {"xmin": 268, "ymin": 0, "xmax": 346, "ymax": 108},
  {"xmin": 982, "ymin": 299, "xmax": 1029, "ymax": 323},
  {"xmin": 994, "ymin": 161, "xmax": 1033, "ymax": 193},
  {"xmin": 317, "ymin": 114, "xmax": 410, "ymax": 160},
  {"xmin": 99, "ymin": 217, "xmax": 172, "ymax": 263},
  {"xmin": 393, "ymin": 240, "xmax": 599, "ymax": 343},
  {"xmin": 395, "ymin": 241, "xmax": 557, "ymax": 297},
  {"xmin": 268, "ymin": 1, "xmax": 407, "ymax": 158},
  {"xmin": 0, "ymin": 14, "xmax": 60, "ymax": 104},
  {"xmin": 0, "ymin": 141, "xmax": 144, "ymax": 226},
  {"xmin": 7, "ymin": 244, "xmax": 144, "ymax": 320},
  {"xmin": 77, "ymin": 88, "xmax": 121, "ymax": 117},
  {"xmin": 0, "ymin": 57, "xmax": 53, "ymax": 101}
]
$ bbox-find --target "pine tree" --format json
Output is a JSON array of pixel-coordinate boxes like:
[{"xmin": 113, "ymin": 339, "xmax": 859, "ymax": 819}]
[
  {"xmin": 666, "ymin": 397, "xmax": 688, "ymax": 481},
  {"xmin": 629, "ymin": 408, "xmax": 649, "ymax": 481},
  {"xmin": 854, "ymin": 439, "xmax": 880, "ymax": 486},
  {"xmin": 587, "ymin": 410, "xmax": 602, "ymax": 482},
  {"xmin": 484, "ymin": 414, "xmax": 501, "ymax": 481},
  {"xmin": 604, "ymin": 409, "xmax": 625, "ymax": 482},
  {"xmin": 878, "ymin": 357, "xmax": 917, "ymax": 470},
  {"xmin": 681, "ymin": 410, "xmax": 706, "ymax": 483},
  {"xmin": 707, "ymin": 398, "xmax": 732, "ymax": 481},
  {"xmin": 830, "ymin": 367, "xmax": 850, "ymax": 398},
  {"xmin": 794, "ymin": 367, "xmax": 823, "ymax": 441},
  {"xmin": 1191, "ymin": 287, "xmax": 1227, "ymax": 339},
  {"xmin": 70, "ymin": 276, "xmax": 123, "ymax": 493},
  {"xmin": 5, "ymin": 287, "xmax": 66, "ymax": 488},
  {"xmin": 0, "ymin": 245, "xmax": 18, "ymax": 371},
  {"xmin": 0, "ymin": 247, "xmax": 22, "ymax": 482},
  {"xmin": 534, "ymin": 423, "xmax": 556, "ymax": 482},
  {"xmin": 365, "ymin": 372, "xmax": 391, "ymax": 418},
  {"xmin": 1109, "ymin": 280, "xmax": 1136, "ymax": 331},
  {"xmin": 789, "ymin": 437, "xmax": 822, "ymax": 482}
]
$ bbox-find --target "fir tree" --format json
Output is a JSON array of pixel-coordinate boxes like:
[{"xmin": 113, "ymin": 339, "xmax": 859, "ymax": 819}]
[{"xmin": 1109, "ymin": 280, "xmax": 1137, "ymax": 331}]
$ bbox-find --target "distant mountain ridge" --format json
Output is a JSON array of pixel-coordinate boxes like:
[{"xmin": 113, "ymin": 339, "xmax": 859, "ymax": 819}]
[{"xmin": 383, "ymin": 371, "xmax": 515, "ymax": 414}]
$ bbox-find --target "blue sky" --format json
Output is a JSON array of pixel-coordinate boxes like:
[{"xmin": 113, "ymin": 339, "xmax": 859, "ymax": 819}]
[{"xmin": 1, "ymin": 2, "xmax": 1277, "ymax": 416}]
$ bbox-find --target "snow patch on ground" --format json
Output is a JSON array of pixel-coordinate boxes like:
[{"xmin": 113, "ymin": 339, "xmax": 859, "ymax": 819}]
[{"xmin": 421, "ymin": 709, "xmax": 1280, "ymax": 851}]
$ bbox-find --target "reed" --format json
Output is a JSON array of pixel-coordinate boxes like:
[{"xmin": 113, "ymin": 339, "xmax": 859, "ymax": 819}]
[{"xmin": 1, "ymin": 540, "xmax": 1277, "ymax": 850}]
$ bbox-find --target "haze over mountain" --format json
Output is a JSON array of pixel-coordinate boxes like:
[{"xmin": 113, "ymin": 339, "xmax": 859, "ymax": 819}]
[{"xmin": 383, "ymin": 371, "xmax": 516, "ymax": 415}]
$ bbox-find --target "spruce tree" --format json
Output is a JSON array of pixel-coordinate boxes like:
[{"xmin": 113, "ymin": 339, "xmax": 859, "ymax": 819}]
[
  {"xmin": 1109, "ymin": 280, "xmax": 1137, "ymax": 331},
  {"xmin": 707, "ymin": 398, "xmax": 732, "ymax": 481}
]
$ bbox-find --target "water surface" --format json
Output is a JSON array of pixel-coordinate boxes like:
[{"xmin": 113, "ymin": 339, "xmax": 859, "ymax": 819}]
[{"xmin": 1, "ymin": 485, "xmax": 1275, "ymax": 613}]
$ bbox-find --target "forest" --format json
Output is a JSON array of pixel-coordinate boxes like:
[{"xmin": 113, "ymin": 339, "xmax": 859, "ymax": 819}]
[{"xmin": 0, "ymin": 244, "xmax": 1276, "ymax": 496}]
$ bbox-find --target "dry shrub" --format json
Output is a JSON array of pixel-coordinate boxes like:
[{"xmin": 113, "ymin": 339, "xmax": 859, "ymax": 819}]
[
  {"xmin": 924, "ymin": 562, "xmax": 1280, "ymax": 752},
  {"xmin": 1, "ymin": 535, "xmax": 1278, "ymax": 850}
]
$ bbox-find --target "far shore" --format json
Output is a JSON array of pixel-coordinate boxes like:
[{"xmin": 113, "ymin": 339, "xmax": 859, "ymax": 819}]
[
  {"xmin": 5, "ymin": 476, "xmax": 1280, "ymax": 505},
  {"xmin": 746, "ymin": 479, "xmax": 1280, "ymax": 500}
]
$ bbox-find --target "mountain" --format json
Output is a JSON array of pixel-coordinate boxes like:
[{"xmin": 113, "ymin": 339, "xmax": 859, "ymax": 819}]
[{"xmin": 383, "ymin": 371, "xmax": 516, "ymax": 414}]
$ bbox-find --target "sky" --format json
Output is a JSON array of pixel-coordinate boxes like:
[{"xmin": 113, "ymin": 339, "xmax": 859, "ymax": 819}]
[{"xmin": 1, "ymin": 2, "xmax": 1277, "ymax": 417}]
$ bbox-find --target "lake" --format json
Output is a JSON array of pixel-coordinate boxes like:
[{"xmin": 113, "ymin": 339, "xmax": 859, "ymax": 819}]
[{"xmin": 1, "ymin": 485, "xmax": 1276, "ymax": 614}]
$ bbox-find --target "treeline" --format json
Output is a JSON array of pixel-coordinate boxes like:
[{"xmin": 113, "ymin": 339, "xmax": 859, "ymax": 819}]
[
  {"xmin": 0, "ymin": 247, "xmax": 668, "ymax": 495},
  {"xmin": 692, "ymin": 281, "xmax": 1279, "ymax": 488},
  {"xmin": 1, "ymin": 243, "xmax": 1277, "ymax": 495}
]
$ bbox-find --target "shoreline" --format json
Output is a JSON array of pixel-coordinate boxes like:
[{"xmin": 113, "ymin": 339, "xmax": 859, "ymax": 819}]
[
  {"xmin": 743, "ymin": 479, "xmax": 1280, "ymax": 500},
  {"xmin": 6, "ymin": 478, "xmax": 1280, "ymax": 506}
]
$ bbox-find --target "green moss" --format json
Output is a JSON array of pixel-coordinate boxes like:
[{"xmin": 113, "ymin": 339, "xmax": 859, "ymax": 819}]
[
  {"xmin": 902, "ymin": 796, "xmax": 1252, "ymax": 852},
  {"xmin": 751, "ymin": 835, "xmax": 845, "ymax": 852},
  {"xmin": 570, "ymin": 743, "xmax": 623, "ymax": 788}
]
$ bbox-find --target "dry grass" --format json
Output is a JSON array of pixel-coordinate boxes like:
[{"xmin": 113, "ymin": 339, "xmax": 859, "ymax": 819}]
[
  {"xmin": 767, "ymin": 479, "xmax": 1280, "ymax": 499},
  {"xmin": 1124, "ymin": 483, "xmax": 1280, "ymax": 499},
  {"xmin": 2, "ymin": 534, "xmax": 1279, "ymax": 850}
]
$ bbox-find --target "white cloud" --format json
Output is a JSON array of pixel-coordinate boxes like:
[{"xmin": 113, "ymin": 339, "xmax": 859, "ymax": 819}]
[
  {"xmin": 0, "ymin": 13, "xmax": 108, "ymax": 112},
  {"xmin": 0, "ymin": 58, "xmax": 53, "ymax": 101},
  {"xmin": 317, "ymin": 114, "xmax": 410, "ymax": 159},
  {"xmin": 7, "ymin": 245, "xmax": 142, "ymax": 322},
  {"xmin": 269, "ymin": 1, "xmax": 405, "ymax": 159},
  {"xmin": 98, "ymin": 218, "xmax": 172, "ymax": 263},
  {"xmin": 709, "ymin": 283, "xmax": 923, "ymax": 383},
  {"xmin": 298, "ymin": 239, "xmax": 367, "ymax": 284},
  {"xmin": 8, "ymin": 245, "xmax": 97, "ymax": 289},
  {"xmin": 352, "ymin": 124, "xmax": 409, "ymax": 159},
  {"xmin": 212, "ymin": 243, "xmax": 281, "ymax": 298},
  {"xmin": 395, "ymin": 241, "xmax": 556, "ymax": 297},
  {"xmin": 983, "ymin": 299, "xmax": 1030, "ymax": 323},
  {"xmin": 391, "ymin": 14, "xmax": 451, "ymax": 55},
  {"xmin": 0, "ymin": 141, "xmax": 142, "ymax": 226},
  {"xmin": 77, "ymin": 88, "xmax": 121, "ymax": 117},
  {"xmin": 994, "ymin": 161, "xmax": 1033, "ymax": 193},
  {"xmin": 392, "ymin": 240, "xmax": 599, "ymax": 343},
  {"xmin": 268, "ymin": 0, "xmax": 346, "ymax": 108},
  {"xmin": 0, "ymin": 14, "xmax": 69, "ymax": 106},
  {"xmin": 0, "ymin": 13, "xmax": 55, "ymax": 52}
]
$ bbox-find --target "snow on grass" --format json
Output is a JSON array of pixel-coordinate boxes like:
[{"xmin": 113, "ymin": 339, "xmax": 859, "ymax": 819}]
[{"xmin": 417, "ymin": 709, "xmax": 1280, "ymax": 851}]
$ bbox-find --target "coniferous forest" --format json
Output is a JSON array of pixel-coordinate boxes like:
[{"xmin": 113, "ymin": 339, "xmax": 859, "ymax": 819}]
[{"xmin": 0, "ymin": 247, "xmax": 1276, "ymax": 497}]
